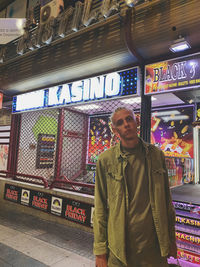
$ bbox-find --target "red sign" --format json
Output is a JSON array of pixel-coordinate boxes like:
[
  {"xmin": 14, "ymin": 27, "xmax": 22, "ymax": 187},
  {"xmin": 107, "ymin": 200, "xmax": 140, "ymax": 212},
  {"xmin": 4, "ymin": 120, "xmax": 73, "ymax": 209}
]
[{"xmin": 0, "ymin": 92, "xmax": 3, "ymax": 109}]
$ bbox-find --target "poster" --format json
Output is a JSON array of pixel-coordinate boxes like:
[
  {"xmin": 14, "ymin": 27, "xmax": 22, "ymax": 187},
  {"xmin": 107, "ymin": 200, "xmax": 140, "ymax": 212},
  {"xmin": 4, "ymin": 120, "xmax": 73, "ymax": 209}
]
[
  {"xmin": 63, "ymin": 198, "xmax": 92, "ymax": 227},
  {"xmin": 21, "ymin": 189, "xmax": 31, "ymax": 206},
  {"xmin": 145, "ymin": 54, "xmax": 200, "ymax": 94},
  {"xmin": 88, "ymin": 115, "xmax": 113, "ymax": 164},
  {"xmin": 151, "ymin": 107, "xmax": 193, "ymax": 158},
  {"xmin": 30, "ymin": 190, "xmax": 51, "ymax": 212},
  {"xmin": 51, "ymin": 196, "xmax": 63, "ymax": 216},
  {"xmin": 4, "ymin": 184, "xmax": 94, "ymax": 227},
  {"xmin": 0, "ymin": 144, "xmax": 9, "ymax": 170},
  {"xmin": 36, "ymin": 134, "xmax": 56, "ymax": 169},
  {"xmin": 4, "ymin": 184, "xmax": 21, "ymax": 203}
]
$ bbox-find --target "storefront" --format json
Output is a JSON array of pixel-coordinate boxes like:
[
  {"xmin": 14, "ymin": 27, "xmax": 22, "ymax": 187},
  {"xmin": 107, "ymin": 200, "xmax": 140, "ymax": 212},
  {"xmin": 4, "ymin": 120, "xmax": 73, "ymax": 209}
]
[
  {"xmin": 0, "ymin": 66, "xmax": 141, "ymax": 231},
  {"xmin": 145, "ymin": 53, "xmax": 200, "ymax": 265},
  {"xmin": 0, "ymin": 1, "xmax": 200, "ymax": 264},
  {"xmin": 1, "ymin": 53, "xmax": 200, "ymax": 265}
]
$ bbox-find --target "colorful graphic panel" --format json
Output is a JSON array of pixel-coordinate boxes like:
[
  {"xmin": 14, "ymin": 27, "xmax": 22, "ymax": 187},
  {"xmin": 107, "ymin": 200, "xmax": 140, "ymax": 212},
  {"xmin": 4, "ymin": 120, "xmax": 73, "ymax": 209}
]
[
  {"xmin": 145, "ymin": 54, "xmax": 200, "ymax": 94},
  {"xmin": 151, "ymin": 107, "xmax": 194, "ymax": 158},
  {"xmin": 88, "ymin": 115, "xmax": 113, "ymax": 164},
  {"xmin": 87, "ymin": 113, "xmax": 140, "ymax": 164},
  {"xmin": 165, "ymin": 157, "xmax": 194, "ymax": 186},
  {"xmin": 88, "ymin": 115, "xmax": 119, "ymax": 164},
  {"xmin": 0, "ymin": 144, "xmax": 9, "ymax": 170}
]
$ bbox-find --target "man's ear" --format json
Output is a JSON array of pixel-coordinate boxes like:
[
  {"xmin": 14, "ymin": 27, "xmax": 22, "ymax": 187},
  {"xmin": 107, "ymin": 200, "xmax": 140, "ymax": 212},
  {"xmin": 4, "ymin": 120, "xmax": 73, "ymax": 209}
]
[
  {"xmin": 111, "ymin": 124, "xmax": 120, "ymax": 138},
  {"xmin": 135, "ymin": 115, "xmax": 140, "ymax": 127}
]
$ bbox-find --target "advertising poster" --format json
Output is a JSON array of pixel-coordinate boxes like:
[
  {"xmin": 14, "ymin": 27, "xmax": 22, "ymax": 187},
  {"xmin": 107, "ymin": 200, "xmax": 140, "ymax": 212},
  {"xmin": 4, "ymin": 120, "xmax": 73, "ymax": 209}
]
[
  {"xmin": 51, "ymin": 196, "xmax": 63, "ymax": 216},
  {"xmin": 4, "ymin": 184, "xmax": 94, "ymax": 227},
  {"xmin": 30, "ymin": 190, "xmax": 51, "ymax": 212},
  {"xmin": 4, "ymin": 184, "xmax": 21, "ymax": 203},
  {"xmin": 63, "ymin": 199, "xmax": 92, "ymax": 227},
  {"xmin": 21, "ymin": 189, "xmax": 30, "ymax": 206},
  {"xmin": 0, "ymin": 144, "xmax": 9, "ymax": 170},
  {"xmin": 36, "ymin": 134, "xmax": 56, "ymax": 169},
  {"xmin": 90, "ymin": 207, "xmax": 94, "ymax": 228},
  {"xmin": 151, "ymin": 106, "xmax": 194, "ymax": 186},
  {"xmin": 88, "ymin": 115, "xmax": 114, "ymax": 164},
  {"xmin": 145, "ymin": 54, "xmax": 200, "ymax": 94},
  {"xmin": 151, "ymin": 107, "xmax": 193, "ymax": 158}
]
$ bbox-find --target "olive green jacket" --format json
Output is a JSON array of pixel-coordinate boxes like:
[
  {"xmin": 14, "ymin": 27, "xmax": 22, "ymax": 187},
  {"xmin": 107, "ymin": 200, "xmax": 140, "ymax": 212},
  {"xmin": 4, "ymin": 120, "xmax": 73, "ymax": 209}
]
[{"xmin": 93, "ymin": 139, "xmax": 176, "ymax": 266}]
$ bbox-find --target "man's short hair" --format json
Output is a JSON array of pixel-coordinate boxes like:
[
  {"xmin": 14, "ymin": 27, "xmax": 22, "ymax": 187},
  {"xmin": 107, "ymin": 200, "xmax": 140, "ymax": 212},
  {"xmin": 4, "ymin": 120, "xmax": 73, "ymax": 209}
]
[{"xmin": 110, "ymin": 107, "xmax": 135, "ymax": 125}]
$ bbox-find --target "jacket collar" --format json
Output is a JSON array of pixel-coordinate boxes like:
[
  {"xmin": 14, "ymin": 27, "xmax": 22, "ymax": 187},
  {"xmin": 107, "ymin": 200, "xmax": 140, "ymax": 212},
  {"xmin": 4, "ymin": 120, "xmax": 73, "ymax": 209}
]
[{"xmin": 116, "ymin": 137, "xmax": 151, "ymax": 162}]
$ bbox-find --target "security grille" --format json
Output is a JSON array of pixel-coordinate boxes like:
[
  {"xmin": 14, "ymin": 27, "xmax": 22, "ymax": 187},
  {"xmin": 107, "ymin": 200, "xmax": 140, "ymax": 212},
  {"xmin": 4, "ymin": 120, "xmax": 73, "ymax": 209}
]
[
  {"xmin": 60, "ymin": 109, "xmax": 87, "ymax": 180},
  {"xmin": 66, "ymin": 98, "xmax": 141, "ymax": 191},
  {"xmin": 17, "ymin": 109, "xmax": 59, "ymax": 185},
  {"xmin": 16, "ymin": 97, "xmax": 141, "ymax": 190}
]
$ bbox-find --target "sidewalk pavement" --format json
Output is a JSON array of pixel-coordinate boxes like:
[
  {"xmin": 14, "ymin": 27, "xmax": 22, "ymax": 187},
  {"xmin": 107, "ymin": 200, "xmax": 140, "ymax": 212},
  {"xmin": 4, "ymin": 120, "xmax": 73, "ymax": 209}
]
[{"xmin": 0, "ymin": 207, "xmax": 95, "ymax": 267}]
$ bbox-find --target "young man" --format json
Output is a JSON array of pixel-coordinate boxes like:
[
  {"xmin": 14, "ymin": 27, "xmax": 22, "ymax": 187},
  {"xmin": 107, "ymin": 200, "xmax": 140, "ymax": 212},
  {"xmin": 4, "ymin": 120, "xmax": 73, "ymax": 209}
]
[{"xmin": 93, "ymin": 107, "xmax": 177, "ymax": 267}]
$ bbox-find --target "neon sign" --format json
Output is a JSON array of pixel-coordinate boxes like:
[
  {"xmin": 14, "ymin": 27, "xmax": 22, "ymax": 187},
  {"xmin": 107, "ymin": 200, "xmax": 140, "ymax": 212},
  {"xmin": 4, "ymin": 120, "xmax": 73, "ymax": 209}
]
[{"xmin": 12, "ymin": 68, "xmax": 139, "ymax": 113}]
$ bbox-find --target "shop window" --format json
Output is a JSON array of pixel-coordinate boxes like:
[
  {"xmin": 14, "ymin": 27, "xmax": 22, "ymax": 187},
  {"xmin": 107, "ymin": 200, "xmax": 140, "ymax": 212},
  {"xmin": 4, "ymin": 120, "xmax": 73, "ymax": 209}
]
[{"xmin": 151, "ymin": 106, "xmax": 194, "ymax": 186}]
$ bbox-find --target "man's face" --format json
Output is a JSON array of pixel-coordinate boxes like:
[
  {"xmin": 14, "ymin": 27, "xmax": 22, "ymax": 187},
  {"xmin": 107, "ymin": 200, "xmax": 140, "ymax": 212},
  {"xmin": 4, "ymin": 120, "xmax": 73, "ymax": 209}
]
[{"xmin": 112, "ymin": 109, "xmax": 138, "ymax": 144}]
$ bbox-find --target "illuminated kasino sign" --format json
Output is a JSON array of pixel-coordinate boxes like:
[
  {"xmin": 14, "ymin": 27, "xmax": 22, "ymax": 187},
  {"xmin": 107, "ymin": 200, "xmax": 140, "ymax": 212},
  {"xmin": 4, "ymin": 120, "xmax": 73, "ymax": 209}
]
[
  {"xmin": 12, "ymin": 68, "xmax": 139, "ymax": 113},
  {"xmin": 0, "ymin": 0, "xmax": 139, "ymax": 61},
  {"xmin": 145, "ymin": 53, "xmax": 200, "ymax": 94},
  {"xmin": 176, "ymin": 216, "xmax": 200, "ymax": 228}
]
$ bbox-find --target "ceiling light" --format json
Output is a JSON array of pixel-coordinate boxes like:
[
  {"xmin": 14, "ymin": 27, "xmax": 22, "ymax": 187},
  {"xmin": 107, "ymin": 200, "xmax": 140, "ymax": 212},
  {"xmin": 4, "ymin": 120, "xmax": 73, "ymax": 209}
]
[
  {"xmin": 152, "ymin": 110, "xmax": 180, "ymax": 117},
  {"xmin": 169, "ymin": 37, "xmax": 191, "ymax": 53},
  {"xmin": 121, "ymin": 96, "xmax": 156, "ymax": 104},
  {"xmin": 125, "ymin": 0, "xmax": 139, "ymax": 7},
  {"xmin": 74, "ymin": 104, "xmax": 100, "ymax": 110},
  {"xmin": 162, "ymin": 115, "xmax": 189, "ymax": 122},
  {"xmin": 121, "ymin": 97, "xmax": 141, "ymax": 104}
]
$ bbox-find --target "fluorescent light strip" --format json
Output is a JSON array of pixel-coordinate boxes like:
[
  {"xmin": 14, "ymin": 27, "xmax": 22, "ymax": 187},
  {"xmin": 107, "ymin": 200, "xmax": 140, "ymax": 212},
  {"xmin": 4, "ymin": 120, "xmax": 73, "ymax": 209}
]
[
  {"xmin": 74, "ymin": 104, "xmax": 100, "ymax": 110},
  {"xmin": 121, "ymin": 96, "xmax": 156, "ymax": 104},
  {"xmin": 162, "ymin": 115, "xmax": 189, "ymax": 122},
  {"xmin": 152, "ymin": 110, "xmax": 180, "ymax": 117},
  {"xmin": 121, "ymin": 97, "xmax": 141, "ymax": 104},
  {"xmin": 170, "ymin": 39, "xmax": 191, "ymax": 53}
]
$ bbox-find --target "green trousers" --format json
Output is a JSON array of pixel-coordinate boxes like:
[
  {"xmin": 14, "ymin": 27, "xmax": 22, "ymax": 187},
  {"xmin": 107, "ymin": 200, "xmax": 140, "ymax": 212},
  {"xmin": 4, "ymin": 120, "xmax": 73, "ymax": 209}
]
[{"xmin": 108, "ymin": 245, "xmax": 169, "ymax": 267}]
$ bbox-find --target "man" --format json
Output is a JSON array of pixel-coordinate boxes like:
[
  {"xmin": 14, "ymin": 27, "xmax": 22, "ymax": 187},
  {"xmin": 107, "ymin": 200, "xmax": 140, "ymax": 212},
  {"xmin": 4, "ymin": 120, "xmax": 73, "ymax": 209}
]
[{"xmin": 93, "ymin": 107, "xmax": 177, "ymax": 267}]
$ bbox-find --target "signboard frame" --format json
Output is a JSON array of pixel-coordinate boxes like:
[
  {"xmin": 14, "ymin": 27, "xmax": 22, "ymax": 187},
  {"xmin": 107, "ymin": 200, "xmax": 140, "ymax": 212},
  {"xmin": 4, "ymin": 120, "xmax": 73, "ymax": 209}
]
[{"xmin": 145, "ymin": 52, "xmax": 200, "ymax": 95}]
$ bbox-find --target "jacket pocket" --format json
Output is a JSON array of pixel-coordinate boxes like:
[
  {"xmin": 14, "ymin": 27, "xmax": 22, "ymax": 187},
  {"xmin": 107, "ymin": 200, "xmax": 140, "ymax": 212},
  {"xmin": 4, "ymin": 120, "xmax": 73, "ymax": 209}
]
[
  {"xmin": 107, "ymin": 173, "xmax": 123, "ymax": 202},
  {"xmin": 152, "ymin": 168, "xmax": 166, "ymax": 187},
  {"xmin": 152, "ymin": 168, "xmax": 166, "ymax": 176}
]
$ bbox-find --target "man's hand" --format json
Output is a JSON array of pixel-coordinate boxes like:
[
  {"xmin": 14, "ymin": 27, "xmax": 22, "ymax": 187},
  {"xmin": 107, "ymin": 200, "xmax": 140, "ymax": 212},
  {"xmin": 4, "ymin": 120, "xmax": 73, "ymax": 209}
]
[
  {"xmin": 168, "ymin": 241, "xmax": 177, "ymax": 258},
  {"xmin": 96, "ymin": 254, "xmax": 108, "ymax": 267}
]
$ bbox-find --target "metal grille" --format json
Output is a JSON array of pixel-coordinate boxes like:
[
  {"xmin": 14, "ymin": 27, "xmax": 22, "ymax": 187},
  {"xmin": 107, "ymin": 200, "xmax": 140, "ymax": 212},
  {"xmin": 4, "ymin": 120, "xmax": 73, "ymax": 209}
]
[
  {"xmin": 60, "ymin": 109, "xmax": 87, "ymax": 180},
  {"xmin": 66, "ymin": 98, "xmax": 141, "ymax": 188},
  {"xmin": 16, "ymin": 97, "xmax": 141, "ymax": 189},
  {"xmin": 17, "ymin": 109, "xmax": 59, "ymax": 184}
]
